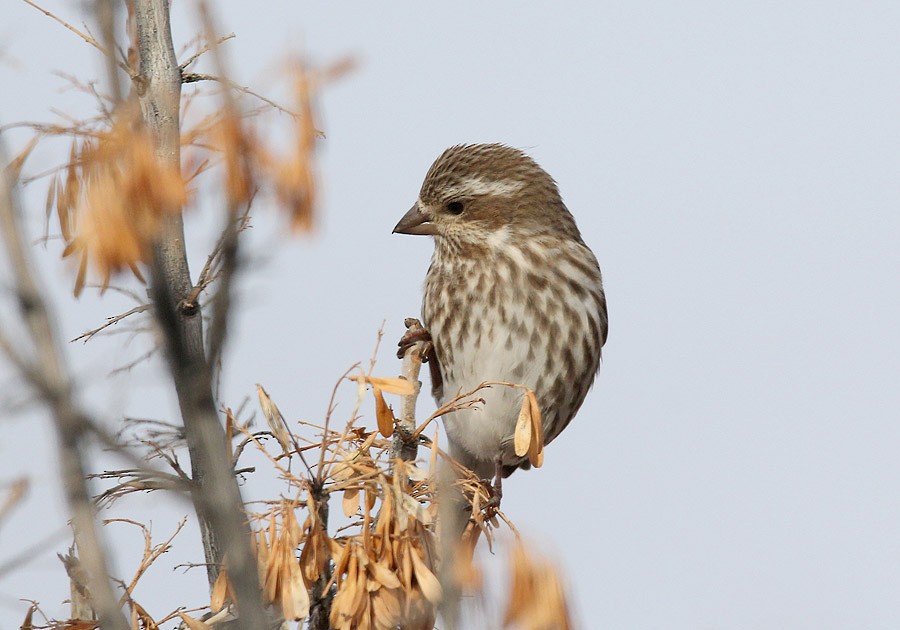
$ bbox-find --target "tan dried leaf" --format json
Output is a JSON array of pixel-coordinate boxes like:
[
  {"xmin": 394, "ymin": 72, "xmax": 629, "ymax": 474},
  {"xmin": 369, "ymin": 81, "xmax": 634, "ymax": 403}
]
[
  {"xmin": 349, "ymin": 375, "xmax": 416, "ymax": 396},
  {"xmin": 256, "ymin": 527, "xmax": 271, "ymax": 587},
  {"xmin": 371, "ymin": 586, "xmax": 401, "ymax": 629},
  {"xmin": 350, "ymin": 548, "xmax": 369, "ymax": 617},
  {"xmin": 214, "ymin": 112, "xmax": 255, "ymax": 206},
  {"xmin": 526, "ymin": 390, "xmax": 544, "ymax": 468},
  {"xmin": 530, "ymin": 445, "xmax": 544, "ymax": 469},
  {"xmin": 58, "ymin": 112, "xmax": 185, "ymax": 295},
  {"xmin": 373, "ymin": 386, "xmax": 395, "ymax": 438},
  {"xmin": 513, "ymin": 394, "xmax": 532, "ymax": 457},
  {"xmin": 210, "ymin": 567, "xmax": 229, "ymax": 612},
  {"xmin": 274, "ymin": 63, "xmax": 318, "ymax": 232},
  {"xmin": 5, "ymin": 135, "xmax": 39, "ymax": 181},
  {"xmin": 299, "ymin": 513, "xmax": 330, "ymax": 583},
  {"xmin": 73, "ymin": 248, "xmax": 88, "ymax": 298},
  {"xmin": 343, "ymin": 488, "xmax": 361, "ymax": 517},
  {"xmin": 370, "ymin": 376, "xmax": 416, "ymax": 396},
  {"xmin": 332, "ymin": 540, "xmax": 351, "ymax": 585},
  {"xmin": 263, "ymin": 531, "xmax": 282, "ymax": 604},
  {"xmin": 281, "ymin": 562, "xmax": 310, "ymax": 621},
  {"xmin": 257, "ymin": 384, "xmax": 291, "ymax": 454},
  {"xmin": 46, "ymin": 175, "xmax": 59, "ymax": 237},
  {"xmin": 284, "ymin": 503, "xmax": 304, "ymax": 547},
  {"xmin": 330, "ymin": 550, "xmax": 361, "ymax": 629},
  {"xmin": 403, "ymin": 587, "xmax": 437, "ymax": 630},
  {"xmin": 365, "ymin": 485, "xmax": 378, "ymax": 511},
  {"xmin": 502, "ymin": 539, "xmax": 573, "ymax": 630},
  {"xmin": 177, "ymin": 612, "xmax": 212, "ymax": 630},
  {"xmin": 59, "ymin": 141, "xmax": 79, "ymax": 237},
  {"xmin": 409, "ymin": 547, "xmax": 442, "ymax": 605},
  {"xmin": 369, "ymin": 560, "xmax": 402, "ymax": 590},
  {"xmin": 400, "ymin": 493, "xmax": 431, "ymax": 525},
  {"xmin": 19, "ymin": 602, "xmax": 36, "ymax": 630},
  {"xmin": 455, "ymin": 525, "xmax": 483, "ymax": 591}
]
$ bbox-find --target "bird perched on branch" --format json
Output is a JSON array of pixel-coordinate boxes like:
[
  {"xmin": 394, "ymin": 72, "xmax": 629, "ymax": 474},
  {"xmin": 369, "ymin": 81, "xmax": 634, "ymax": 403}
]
[{"xmin": 393, "ymin": 143, "xmax": 608, "ymax": 488}]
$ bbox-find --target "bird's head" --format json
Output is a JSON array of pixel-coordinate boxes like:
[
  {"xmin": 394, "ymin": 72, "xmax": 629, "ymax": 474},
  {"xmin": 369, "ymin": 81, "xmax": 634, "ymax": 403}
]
[{"xmin": 392, "ymin": 144, "xmax": 580, "ymax": 243}]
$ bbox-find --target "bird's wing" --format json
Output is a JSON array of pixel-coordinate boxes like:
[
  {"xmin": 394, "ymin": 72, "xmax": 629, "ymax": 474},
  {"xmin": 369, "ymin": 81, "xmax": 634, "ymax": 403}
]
[{"xmin": 427, "ymin": 343, "xmax": 444, "ymax": 401}]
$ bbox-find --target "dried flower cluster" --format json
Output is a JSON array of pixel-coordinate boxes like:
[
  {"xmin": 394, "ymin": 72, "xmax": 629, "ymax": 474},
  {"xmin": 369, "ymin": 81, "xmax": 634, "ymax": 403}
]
[
  {"xmin": 329, "ymin": 475, "xmax": 441, "ymax": 628},
  {"xmin": 19, "ymin": 361, "xmax": 575, "ymax": 630},
  {"xmin": 195, "ymin": 372, "xmax": 572, "ymax": 630},
  {"xmin": 179, "ymin": 60, "xmax": 334, "ymax": 231},
  {"xmin": 19, "ymin": 61, "xmax": 328, "ymax": 297},
  {"xmin": 209, "ymin": 373, "xmax": 448, "ymax": 629},
  {"xmin": 210, "ymin": 502, "xmax": 309, "ymax": 621},
  {"xmin": 52, "ymin": 105, "xmax": 185, "ymax": 296}
]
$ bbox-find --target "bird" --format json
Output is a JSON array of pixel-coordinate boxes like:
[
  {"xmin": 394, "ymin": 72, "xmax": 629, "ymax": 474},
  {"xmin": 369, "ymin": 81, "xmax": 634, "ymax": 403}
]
[{"xmin": 393, "ymin": 143, "xmax": 608, "ymax": 486}]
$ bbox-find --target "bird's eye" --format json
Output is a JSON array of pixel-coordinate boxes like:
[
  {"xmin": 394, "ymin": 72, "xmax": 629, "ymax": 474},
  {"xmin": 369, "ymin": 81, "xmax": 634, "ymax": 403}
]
[{"xmin": 446, "ymin": 201, "xmax": 465, "ymax": 215}]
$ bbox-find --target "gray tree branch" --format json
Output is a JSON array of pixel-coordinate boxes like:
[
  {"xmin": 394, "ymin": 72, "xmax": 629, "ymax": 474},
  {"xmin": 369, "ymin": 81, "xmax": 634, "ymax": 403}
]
[
  {"xmin": 0, "ymin": 142, "xmax": 130, "ymax": 630},
  {"xmin": 391, "ymin": 318, "xmax": 427, "ymax": 463},
  {"xmin": 132, "ymin": 1, "xmax": 266, "ymax": 628}
]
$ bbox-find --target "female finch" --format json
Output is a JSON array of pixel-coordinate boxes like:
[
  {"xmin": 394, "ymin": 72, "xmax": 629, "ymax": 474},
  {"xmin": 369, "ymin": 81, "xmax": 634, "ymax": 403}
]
[{"xmin": 394, "ymin": 144, "xmax": 608, "ymax": 483}]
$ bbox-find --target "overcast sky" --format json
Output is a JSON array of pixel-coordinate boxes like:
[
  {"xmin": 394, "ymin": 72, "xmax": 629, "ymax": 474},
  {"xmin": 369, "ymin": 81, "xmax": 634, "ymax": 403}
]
[{"xmin": 2, "ymin": 1, "xmax": 900, "ymax": 628}]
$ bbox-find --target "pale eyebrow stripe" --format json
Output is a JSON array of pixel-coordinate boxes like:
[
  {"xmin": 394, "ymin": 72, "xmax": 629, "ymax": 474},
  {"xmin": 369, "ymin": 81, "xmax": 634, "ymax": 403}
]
[{"xmin": 444, "ymin": 176, "xmax": 526, "ymax": 198}]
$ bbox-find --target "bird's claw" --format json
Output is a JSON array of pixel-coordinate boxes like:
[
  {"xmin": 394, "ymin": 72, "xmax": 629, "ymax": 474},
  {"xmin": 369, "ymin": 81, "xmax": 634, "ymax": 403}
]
[
  {"xmin": 483, "ymin": 459, "xmax": 504, "ymax": 511},
  {"xmin": 397, "ymin": 318, "xmax": 433, "ymax": 360}
]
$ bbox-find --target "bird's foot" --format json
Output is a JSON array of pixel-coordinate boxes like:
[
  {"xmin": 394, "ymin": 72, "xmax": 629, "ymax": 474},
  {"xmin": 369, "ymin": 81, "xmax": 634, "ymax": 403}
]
[
  {"xmin": 484, "ymin": 459, "xmax": 504, "ymax": 511},
  {"xmin": 396, "ymin": 317, "xmax": 433, "ymax": 360}
]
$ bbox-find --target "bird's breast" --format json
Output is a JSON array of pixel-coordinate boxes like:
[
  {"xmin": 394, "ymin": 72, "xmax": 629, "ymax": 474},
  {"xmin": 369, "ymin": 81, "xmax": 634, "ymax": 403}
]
[{"xmin": 422, "ymin": 236, "xmax": 606, "ymax": 452}]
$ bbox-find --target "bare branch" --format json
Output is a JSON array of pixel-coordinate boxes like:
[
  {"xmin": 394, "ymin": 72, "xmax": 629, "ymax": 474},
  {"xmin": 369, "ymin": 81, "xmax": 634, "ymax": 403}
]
[
  {"xmin": 94, "ymin": 0, "xmax": 124, "ymax": 102},
  {"xmin": 21, "ymin": 0, "xmax": 131, "ymax": 75},
  {"xmin": 191, "ymin": 203, "xmax": 252, "ymax": 304},
  {"xmin": 0, "ymin": 139, "xmax": 130, "ymax": 630},
  {"xmin": 71, "ymin": 303, "xmax": 151, "ymax": 343},
  {"xmin": 91, "ymin": 468, "xmax": 188, "ymax": 507},
  {"xmin": 178, "ymin": 32, "xmax": 236, "ymax": 71},
  {"xmin": 181, "ymin": 72, "xmax": 305, "ymax": 120},
  {"xmin": 133, "ymin": 2, "xmax": 266, "ymax": 627},
  {"xmin": 203, "ymin": 201, "xmax": 253, "ymax": 370},
  {"xmin": 104, "ymin": 517, "xmax": 187, "ymax": 594},
  {"xmin": 391, "ymin": 318, "xmax": 427, "ymax": 463}
]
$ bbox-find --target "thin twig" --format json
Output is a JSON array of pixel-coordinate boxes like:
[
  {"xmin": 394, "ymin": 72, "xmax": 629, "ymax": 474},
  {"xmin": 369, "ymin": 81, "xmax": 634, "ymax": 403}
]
[
  {"xmin": 181, "ymin": 72, "xmax": 305, "ymax": 119},
  {"xmin": 108, "ymin": 348, "xmax": 157, "ymax": 375},
  {"xmin": 178, "ymin": 32, "xmax": 236, "ymax": 71},
  {"xmin": 71, "ymin": 303, "xmax": 151, "ymax": 343},
  {"xmin": 21, "ymin": 0, "xmax": 131, "ymax": 74},
  {"xmin": 94, "ymin": 0, "xmax": 124, "ymax": 102},
  {"xmin": 104, "ymin": 517, "xmax": 187, "ymax": 594},
  {"xmin": 411, "ymin": 382, "xmax": 490, "ymax": 440},
  {"xmin": 318, "ymin": 364, "xmax": 362, "ymax": 482},
  {"xmin": 189, "ymin": 197, "xmax": 252, "ymax": 306}
]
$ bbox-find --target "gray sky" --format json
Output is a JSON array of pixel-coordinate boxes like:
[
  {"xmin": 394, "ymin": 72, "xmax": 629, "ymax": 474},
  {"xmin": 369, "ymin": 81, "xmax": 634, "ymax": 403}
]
[{"xmin": 2, "ymin": 1, "xmax": 900, "ymax": 628}]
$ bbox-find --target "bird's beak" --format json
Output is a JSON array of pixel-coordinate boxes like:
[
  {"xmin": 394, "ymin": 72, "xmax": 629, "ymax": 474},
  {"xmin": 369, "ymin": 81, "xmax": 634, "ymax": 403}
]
[{"xmin": 392, "ymin": 203, "xmax": 438, "ymax": 236}]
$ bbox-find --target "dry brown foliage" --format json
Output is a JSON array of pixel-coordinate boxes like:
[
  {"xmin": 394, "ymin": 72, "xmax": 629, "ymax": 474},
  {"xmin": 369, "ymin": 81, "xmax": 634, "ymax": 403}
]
[
  {"xmin": 17, "ymin": 59, "xmax": 330, "ymax": 298},
  {"xmin": 54, "ymin": 103, "xmax": 185, "ymax": 296},
  {"xmin": 61, "ymin": 367, "xmax": 574, "ymax": 629},
  {"xmin": 192, "ymin": 372, "xmax": 570, "ymax": 630},
  {"xmin": 15, "ymin": 351, "xmax": 572, "ymax": 629}
]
